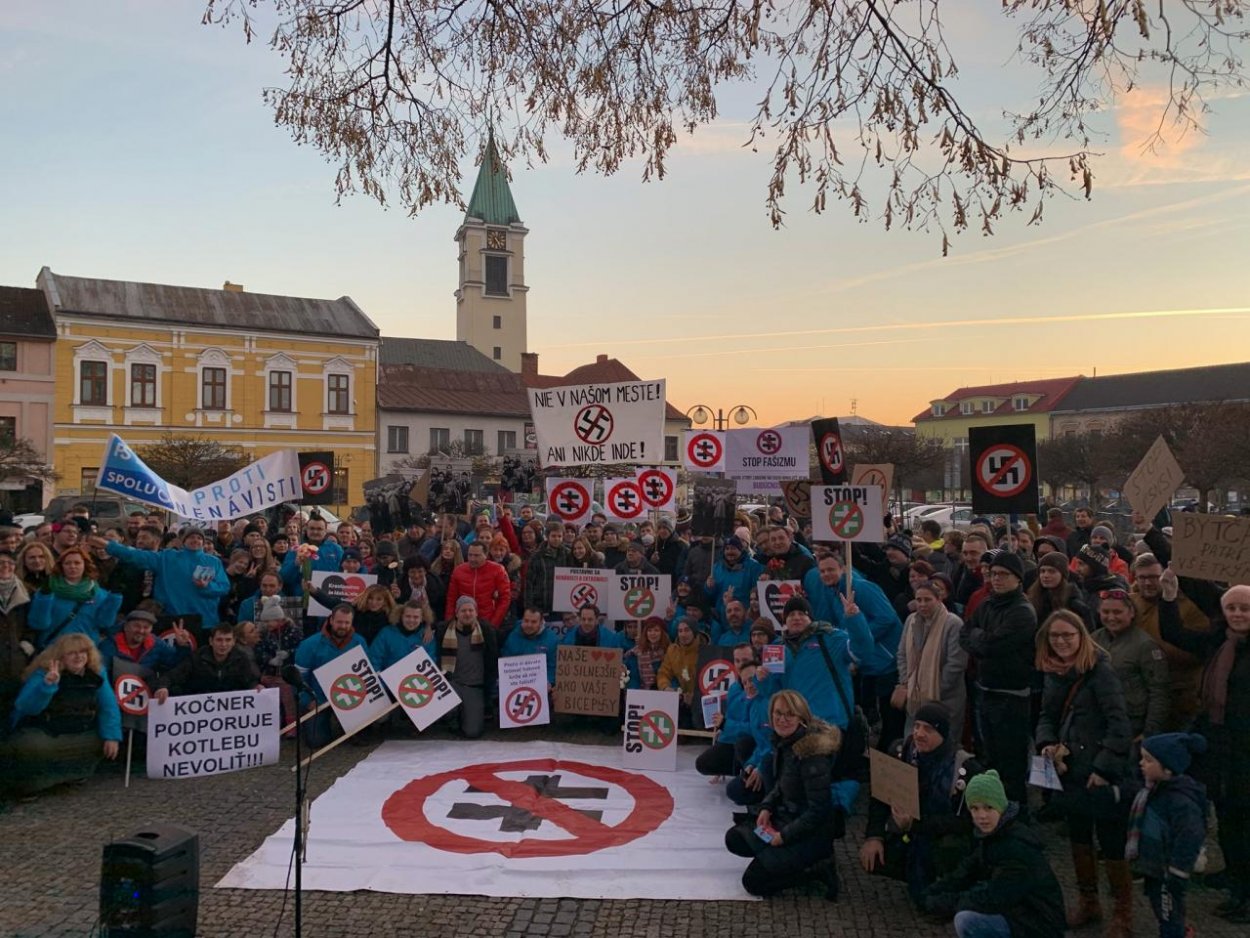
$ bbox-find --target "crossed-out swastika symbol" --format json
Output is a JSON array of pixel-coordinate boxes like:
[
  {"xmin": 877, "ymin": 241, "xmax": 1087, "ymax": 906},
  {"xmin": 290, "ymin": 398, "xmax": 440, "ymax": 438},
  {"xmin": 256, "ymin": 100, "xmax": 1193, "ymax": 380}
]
[
  {"xmin": 757, "ymin": 430, "xmax": 782, "ymax": 455},
  {"xmin": 644, "ymin": 478, "xmax": 666, "ymax": 500},
  {"xmin": 574, "ymin": 405, "xmax": 614, "ymax": 445},
  {"xmin": 559, "ymin": 490, "xmax": 584, "ymax": 514},
  {"xmin": 448, "ymin": 774, "xmax": 608, "ymax": 833}
]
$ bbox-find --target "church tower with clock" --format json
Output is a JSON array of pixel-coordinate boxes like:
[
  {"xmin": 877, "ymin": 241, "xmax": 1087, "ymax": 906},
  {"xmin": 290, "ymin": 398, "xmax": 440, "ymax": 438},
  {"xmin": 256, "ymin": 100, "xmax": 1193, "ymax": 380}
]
[{"xmin": 454, "ymin": 134, "xmax": 529, "ymax": 372}]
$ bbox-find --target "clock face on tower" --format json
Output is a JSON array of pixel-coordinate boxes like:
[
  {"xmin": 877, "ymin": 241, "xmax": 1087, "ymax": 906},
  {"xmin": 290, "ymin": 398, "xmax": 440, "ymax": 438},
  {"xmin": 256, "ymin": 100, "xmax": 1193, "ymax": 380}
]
[{"xmin": 486, "ymin": 229, "xmax": 507, "ymax": 250}]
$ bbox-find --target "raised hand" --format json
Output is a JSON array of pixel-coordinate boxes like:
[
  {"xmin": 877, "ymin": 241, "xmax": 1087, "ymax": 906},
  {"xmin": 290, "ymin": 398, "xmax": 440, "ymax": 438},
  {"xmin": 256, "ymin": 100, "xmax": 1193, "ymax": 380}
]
[
  {"xmin": 44, "ymin": 659, "xmax": 61, "ymax": 685},
  {"xmin": 1160, "ymin": 563, "xmax": 1180, "ymax": 602}
]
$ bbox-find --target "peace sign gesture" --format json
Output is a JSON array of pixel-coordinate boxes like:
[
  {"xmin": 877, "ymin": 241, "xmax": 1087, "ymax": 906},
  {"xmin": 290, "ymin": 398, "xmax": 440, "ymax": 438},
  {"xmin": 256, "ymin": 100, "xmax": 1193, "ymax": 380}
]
[
  {"xmin": 170, "ymin": 619, "xmax": 193, "ymax": 647},
  {"xmin": 44, "ymin": 659, "xmax": 62, "ymax": 685}
]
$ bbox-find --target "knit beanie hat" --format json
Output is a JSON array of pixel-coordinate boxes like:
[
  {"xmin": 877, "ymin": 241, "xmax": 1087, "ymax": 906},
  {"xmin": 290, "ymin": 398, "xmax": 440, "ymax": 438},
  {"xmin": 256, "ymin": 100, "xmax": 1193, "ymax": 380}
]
[
  {"xmin": 1077, "ymin": 543, "xmax": 1110, "ymax": 576},
  {"xmin": 1091, "ymin": 525, "xmax": 1115, "ymax": 545},
  {"xmin": 1142, "ymin": 732, "xmax": 1208, "ymax": 775},
  {"xmin": 965, "ymin": 770, "xmax": 1008, "ymax": 811},
  {"xmin": 913, "ymin": 701, "xmax": 952, "ymax": 741},
  {"xmin": 1038, "ymin": 551, "xmax": 1069, "ymax": 577},
  {"xmin": 258, "ymin": 597, "xmax": 287, "ymax": 622},
  {"xmin": 455, "ymin": 595, "xmax": 478, "ymax": 612},
  {"xmin": 989, "ymin": 549, "xmax": 1025, "ymax": 582},
  {"xmin": 782, "ymin": 595, "xmax": 812, "ymax": 618},
  {"xmin": 885, "ymin": 535, "xmax": 913, "ymax": 559}
]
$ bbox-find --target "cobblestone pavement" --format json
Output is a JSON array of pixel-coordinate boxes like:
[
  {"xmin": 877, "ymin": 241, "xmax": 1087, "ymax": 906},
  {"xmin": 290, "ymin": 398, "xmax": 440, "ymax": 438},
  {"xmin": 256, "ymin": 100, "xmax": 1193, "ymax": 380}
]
[{"xmin": 0, "ymin": 725, "xmax": 1242, "ymax": 937}]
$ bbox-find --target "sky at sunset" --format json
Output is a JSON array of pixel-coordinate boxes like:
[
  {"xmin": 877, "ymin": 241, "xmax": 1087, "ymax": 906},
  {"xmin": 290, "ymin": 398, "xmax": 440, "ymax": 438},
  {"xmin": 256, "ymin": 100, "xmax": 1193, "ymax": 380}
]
[{"xmin": 3, "ymin": 2, "xmax": 1248, "ymax": 428}]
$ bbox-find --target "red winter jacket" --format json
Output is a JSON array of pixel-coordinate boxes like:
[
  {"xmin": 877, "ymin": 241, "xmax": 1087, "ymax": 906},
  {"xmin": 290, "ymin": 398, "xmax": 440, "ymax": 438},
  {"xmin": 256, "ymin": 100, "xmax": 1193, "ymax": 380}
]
[{"xmin": 444, "ymin": 560, "xmax": 512, "ymax": 627}]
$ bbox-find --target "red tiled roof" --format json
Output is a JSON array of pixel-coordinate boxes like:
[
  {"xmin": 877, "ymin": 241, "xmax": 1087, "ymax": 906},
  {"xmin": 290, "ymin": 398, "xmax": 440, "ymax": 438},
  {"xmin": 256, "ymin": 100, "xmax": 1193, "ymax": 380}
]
[
  {"xmin": 912, "ymin": 376, "xmax": 1082, "ymax": 423},
  {"xmin": 379, "ymin": 365, "xmax": 531, "ymax": 417},
  {"xmin": 524, "ymin": 355, "xmax": 689, "ymax": 422}
]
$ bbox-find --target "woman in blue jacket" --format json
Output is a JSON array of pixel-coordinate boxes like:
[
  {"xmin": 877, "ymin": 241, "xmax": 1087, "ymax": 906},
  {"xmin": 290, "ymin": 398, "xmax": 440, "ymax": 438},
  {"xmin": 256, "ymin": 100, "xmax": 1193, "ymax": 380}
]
[
  {"xmin": 28, "ymin": 547, "xmax": 122, "ymax": 649},
  {"xmin": 0, "ymin": 632, "xmax": 121, "ymax": 796}
]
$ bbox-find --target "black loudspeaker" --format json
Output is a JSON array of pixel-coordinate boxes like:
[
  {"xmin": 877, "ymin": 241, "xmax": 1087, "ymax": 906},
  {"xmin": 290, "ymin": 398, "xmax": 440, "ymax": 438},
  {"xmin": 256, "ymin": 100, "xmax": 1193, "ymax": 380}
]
[{"xmin": 100, "ymin": 825, "xmax": 199, "ymax": 937}]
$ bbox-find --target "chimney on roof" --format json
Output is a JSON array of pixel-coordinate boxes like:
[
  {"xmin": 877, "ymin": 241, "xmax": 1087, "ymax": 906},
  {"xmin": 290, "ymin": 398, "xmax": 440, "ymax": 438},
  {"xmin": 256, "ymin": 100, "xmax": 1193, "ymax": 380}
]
[
  {"xmin": 596, "ymin": 354, "xmax": 608, "ymax": 364},
  {"xmin": 223, "ymin": 281, "xmax": 244, "ymax": 292},
  {"xmin": 521, "ymin": 352, "xmax": 538, "ymax": 379}
]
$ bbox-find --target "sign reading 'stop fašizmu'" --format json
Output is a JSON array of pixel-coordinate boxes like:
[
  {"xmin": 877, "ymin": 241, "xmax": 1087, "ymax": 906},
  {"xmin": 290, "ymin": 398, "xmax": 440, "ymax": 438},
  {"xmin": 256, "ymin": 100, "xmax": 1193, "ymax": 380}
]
[{"xmin": 968, "ymin": 424, "xmax": 1040, "ymax": 515}]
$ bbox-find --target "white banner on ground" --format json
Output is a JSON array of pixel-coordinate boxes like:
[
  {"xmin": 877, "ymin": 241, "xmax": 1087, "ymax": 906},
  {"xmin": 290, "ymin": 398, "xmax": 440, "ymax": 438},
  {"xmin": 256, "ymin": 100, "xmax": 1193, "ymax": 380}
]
[
  {"xmin": 498, "ymin": 654, "xmax": 550, "ymax": 730},
  {"xmin": 307, "ymin": 570, "xmax": 377, "ymax": 616},
  {"xmin": 217, "ymin": 740, "xmax": 754, "ymax": 900},
  {"xmin": 724, "ymin": 427, "xmax": 809, "ymax": 479},
  {"xmin": 313, "ymin": 645, "xmax": 393, "ymax": 736},
  {"xmin": 528, "ymin": 379, "xmax": 666, "ymax": 467},
  {"xmin": 379, "ymin": 647, "xmax": 462, "ymax": 732},
  {"xmin": 623, "ymin": 690, "xmax": 681, "ymax": 772},
  {"xmin": 607, "ymin": 573, "xmax": 671, "ymax": 621},
  {"xmin": 810, "ymin": 484, "xmax": 886, "ymax": 543},
  {"xmin": 147, "ymin": 688, "xmax": 280, "ymax": 779},
  {"xmin": 552, "ymin": 568, "xmax": 612, "ymax": 614}
]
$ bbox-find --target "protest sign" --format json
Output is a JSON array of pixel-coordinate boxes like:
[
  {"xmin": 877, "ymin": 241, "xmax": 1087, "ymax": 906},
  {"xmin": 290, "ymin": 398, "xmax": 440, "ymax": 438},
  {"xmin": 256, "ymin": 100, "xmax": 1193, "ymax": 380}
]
[
  {"xmin": 623, "ymin": 689, "xmax": 681, "ymax": 772},
  {"xmin": 95, "ymin": 433, "xmax": 301, "ymax": 523},
  {"xmin": 811, "ymin": 485, "xmax": 886, "ymax": 542},
  {"xmin": 694, "ymin": 645, "xmax": 737, "ymax": 730},
  {"xmin": 603, "ymin": 477, "xmax": 647, "ymax": 522},
  {"xmin": 607, "ymin": 573, "xmax": 671, "ymax": 621},
  {"xmin": 851, "ymin": 463, "xmax": 894, "ymax": 512},
  {"xmin": 307, "ymin": 570, "xmax": 377, "ymax": 616},
  {"xmin": 545, "ymin": 477, "xmax": 593, "ymax": 524},
  {"xmin": 498, "ymin": 654, "xmax": 551, "ymax": 729},
  {"xmin": 553, "ymin": 645, "xmax": 623, "ymax": 716},
  {"xmin": 700, "ymin": 694, "xmax": 723, "ymax": 729},
  {"xmin": 724, "ymin": 427, "xmax": 809, "ymax": 479},
  {"xmin": 112, "ymin": 658, "xmax": 155, "ymax": 732},
  {"xmin": 968, "ymin": 424, "xmax": 1040, "ymax": 515},
  {"xmin": 757, "ymin": 580, "xmax": 802, "ymax": 629},
  {"xmin": 297, "ymin": 451, "xmax": 335, "ymax": 505},
  {"xmin": 683, "ymin": 429, "xmax": 726, "ymax": 472},
  {"xmin": 313, "ymin": 645, "xmax": 393, "ymax": 735},
  {"xmin": 780, "ymin": 480, "xmax": 812, "ymax": 521},
  {"xmin": 635, "ymin": 466, "xmax": 677, "ymax": 511},
  {"xmin": 147, "ymin": 688, "xmax": 280, "ymax": 779},
  {"xmin": 1029, "ymin": 755, "xmax": 1064, "ymax": 791},
  {"xmin": 1170, "ymin": 512, "xmax": 1250, "ymax": 585},
  {"xmin": 1122, "ymin": 436, "xmax": 1184, "ymax": 522},
  {"xmin": 379, "ymin": 647, "xmax": 461, "ymax": 732},
  {"xmin": 868, "ymin": 748, "xmax": 921, "ymax": 819},
  {"xmin": 734, "ymin": 476, "xmax": 789, "ymax": 496},
  {"xmin": 761, "ymin": 644, "xmax": 785, "ymax": 675},
  {"xmin": 690, "ymin": 475, "xmax": 738, "ymax": 537},
  {"xmin": 811, "ymin": 418, "xmax": 847, "ymax": 484},
  {"xmin": 553, "ymin": 567, "xmax": 612, "ymax": 614},
  {"xmin": 528, "ymin": 379, "xmax": 666, "ymax": 467}
]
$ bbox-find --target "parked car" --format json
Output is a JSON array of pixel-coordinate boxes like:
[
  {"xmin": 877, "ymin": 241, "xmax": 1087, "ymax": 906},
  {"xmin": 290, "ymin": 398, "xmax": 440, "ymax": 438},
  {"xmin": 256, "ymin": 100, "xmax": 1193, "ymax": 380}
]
[{"xmin": 41, "ymin": 494, "xmax": 152, "ymax": 525}]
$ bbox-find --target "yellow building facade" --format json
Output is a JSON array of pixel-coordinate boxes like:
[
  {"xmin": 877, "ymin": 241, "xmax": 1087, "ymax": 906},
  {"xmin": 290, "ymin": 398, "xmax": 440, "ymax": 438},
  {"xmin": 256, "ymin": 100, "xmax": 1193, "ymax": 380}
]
[{"xmin": 39, "ymin": 268, "xmax": 379, "ymax": 511}]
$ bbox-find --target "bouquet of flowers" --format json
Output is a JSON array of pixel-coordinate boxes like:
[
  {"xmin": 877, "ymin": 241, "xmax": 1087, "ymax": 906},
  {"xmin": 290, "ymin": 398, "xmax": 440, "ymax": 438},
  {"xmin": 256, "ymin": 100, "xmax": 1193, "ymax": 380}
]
[
  {"xmin": 765, "ymin": 557, "xmax": 786, "ymax": 579},
  {"xmin": 296, "ymin": 543, "xmax": 319, "ymax": 608}
]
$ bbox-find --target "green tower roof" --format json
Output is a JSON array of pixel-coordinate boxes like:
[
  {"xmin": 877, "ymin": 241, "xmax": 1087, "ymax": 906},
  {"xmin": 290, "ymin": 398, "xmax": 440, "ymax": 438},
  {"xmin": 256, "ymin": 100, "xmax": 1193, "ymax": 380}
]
[{"xmin": 465, "ymin": 133, "xmax": 521, "ymax": 225}]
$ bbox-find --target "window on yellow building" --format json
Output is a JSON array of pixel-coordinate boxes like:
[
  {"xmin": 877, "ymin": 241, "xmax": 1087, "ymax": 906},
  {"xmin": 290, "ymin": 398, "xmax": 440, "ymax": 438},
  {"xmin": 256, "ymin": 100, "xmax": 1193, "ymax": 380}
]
[
  {"xmin": 202, "ymin": 367, "xmax": 227, "ymax": 410},
  {"xmin": 269, "ymin": 370, "xmax": 293, "ymax": 412},
  {"xmin": 81, "ymin": 361, "xmax": 108, "ymax": 405},
  {"xmin": 327, "ymin": 374, "xmax": 350, "ymax": 414},
  {"xmin": 81, "ymin": 467, "xmax": 98, "ymax": 493},
  {"xmin": 130, "ymin": 364, "xmax": 157, "ymax": 407}
]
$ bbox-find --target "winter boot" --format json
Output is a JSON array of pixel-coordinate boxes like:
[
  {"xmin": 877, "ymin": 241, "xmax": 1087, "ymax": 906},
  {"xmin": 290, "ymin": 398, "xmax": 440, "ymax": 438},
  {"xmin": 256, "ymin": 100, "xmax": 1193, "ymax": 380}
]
[
  {"xmin": 1067, "ymin": 844, "xmax": 1103, "ymax": 927},
  {"xmin": 1214, "ymin": 866, "xmax": 1248, "ymax": 919},
  {"xmin": 1104, "ymin": 859, "xmax": 1135, "ymax": 938}
]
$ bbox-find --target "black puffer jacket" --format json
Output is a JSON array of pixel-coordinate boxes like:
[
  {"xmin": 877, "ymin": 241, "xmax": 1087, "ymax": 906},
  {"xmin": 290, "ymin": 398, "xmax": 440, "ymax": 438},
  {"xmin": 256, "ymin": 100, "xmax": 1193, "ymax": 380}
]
[
  {"xmin": 1035, "ymin": 653, "xmax": 1132, "ymax": 786},
  {"xmin": 158, "ymin": 645, "xmax": 260, "ymax": 696},
  {"xmin": 759, "ymin": 720, "xmax": 840, "ymax": 844},
  {"xmin": 959, "ymin": 587, "xmax": 1038, "ymax": 691}
]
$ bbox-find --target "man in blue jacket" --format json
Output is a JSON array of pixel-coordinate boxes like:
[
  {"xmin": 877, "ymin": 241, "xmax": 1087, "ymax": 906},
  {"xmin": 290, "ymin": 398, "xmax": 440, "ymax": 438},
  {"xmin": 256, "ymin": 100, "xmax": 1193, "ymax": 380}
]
[
  {"xmin": 294, "ymin": 603, "xmax": 368, "ymax": 746},
  {"xmin": 501, "ymin": 606, "xmax": 560, "ymax": 685},
  {"xmin": 279, "ymin": 513, "xmax": 344, "ymax": 598},
  {"xmin": 705, "ymin": 536, "xmax": 763, "ymax": 625},
  {"xmin": 559, "ymin": 604, "xmax": 629, "ymax": 649},
  {"xmin": 95, "ymin": 529, "xmax": 230, "ymax": 632}
]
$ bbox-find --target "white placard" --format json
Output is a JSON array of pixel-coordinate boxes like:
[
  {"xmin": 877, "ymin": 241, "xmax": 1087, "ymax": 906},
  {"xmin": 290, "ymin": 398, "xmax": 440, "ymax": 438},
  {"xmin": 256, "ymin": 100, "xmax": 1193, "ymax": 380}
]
[
  {"xmin": 545, "ymin": 477, "xmax": 594, "ymax": 524},
  {"xmin": 623, "ymin": 689, "xmax": 681, "ymax": 772},
  {"xmin": 682, "ymin": 429, "xmax": 726, "ymax": 472},
  {"xmin": 724, "ymin": 427, "xmax": 810, "ymax": 479},
  {"xmin": 607, "ymin": 573, "xmax": 672, "ymax": 621},
  {"xmin": 307, "ymin": 570, "xmax": 377, "ymax": 616},
  {"xmin": 756, "ymin": 579, "xmax": 803, "ymax": 628},
  {"xmin": 1029, "ymin": 755, "xmax": 1064, "ymax": 791},
  {"xmin": 498, "ymin": 654, "xmax": 551, "ymax": 729},
  {"xmin": 810, "ymin": 484, "xmax": 886, "ymax": 542},
  {"xmin": 379, "ymin": 646, "xmax": 462, "ymax": 732},
  {"xmin": 312, "ymin": 645, "xmax": 394, "ymax": 735},
  {"xmin": 146, "ymin": 688, "xmax": 280, "ymax": 779},
  {"xmin": 528, "ymin": 379, "xmax": 667, "ymax": 467},
  {"xmin": 552, "ymin": 568, "xmax": 612, "ymax": 614}
]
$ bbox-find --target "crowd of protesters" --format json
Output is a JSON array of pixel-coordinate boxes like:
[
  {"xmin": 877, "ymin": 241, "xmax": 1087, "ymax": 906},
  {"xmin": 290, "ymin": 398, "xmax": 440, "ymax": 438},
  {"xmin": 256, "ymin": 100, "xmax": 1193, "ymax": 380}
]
[{"xmin": 0, "ymin": 495, "xmax": 1245, "ymax": 938}]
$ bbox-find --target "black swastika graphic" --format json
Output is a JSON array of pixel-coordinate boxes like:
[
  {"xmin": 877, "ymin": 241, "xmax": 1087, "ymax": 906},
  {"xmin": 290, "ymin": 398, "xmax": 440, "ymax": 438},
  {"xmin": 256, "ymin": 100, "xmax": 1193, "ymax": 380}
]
[{"xmin": 448, "ymin": 774, "xmax": 609, "ymax": 832}]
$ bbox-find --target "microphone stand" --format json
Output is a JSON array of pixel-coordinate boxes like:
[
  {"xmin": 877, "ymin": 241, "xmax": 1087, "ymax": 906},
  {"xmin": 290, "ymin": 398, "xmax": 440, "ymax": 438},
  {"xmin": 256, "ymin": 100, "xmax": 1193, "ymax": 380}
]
[{"xmin": 282, "ymin": 666, "xmax": 309, "ymax": 938}]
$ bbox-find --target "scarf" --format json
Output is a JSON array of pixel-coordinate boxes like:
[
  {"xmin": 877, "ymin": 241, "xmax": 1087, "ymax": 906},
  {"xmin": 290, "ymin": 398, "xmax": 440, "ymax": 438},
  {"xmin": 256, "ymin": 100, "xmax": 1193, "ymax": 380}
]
[
  {"xmin": 0, "ymin": 576, "xmax": 30, "ymax": 615},
  {"xmin": 48, "ymin": 575, "xmax": 96, "ymax": 603},
  {"xmin": 635, "ymin": 649, "xmax": 664, "ymax": 689},
  {"xmin": 1124, "ymin": 782, "xmax": 1153, "ymax": 861},
  {"xmin": 321, "ymin": 624, "xmax": 357, "ymax": 650},
  {"xmin": 902, "ymin": 607, "xmax": 951, "ymax": 712},
  {"xmin": 440, "ymin": 621, "xmax": 482, "ymax": 674},
  {"xmin": 1200, "ymin": 631, "xmax": 1244, "ymax": 725}
]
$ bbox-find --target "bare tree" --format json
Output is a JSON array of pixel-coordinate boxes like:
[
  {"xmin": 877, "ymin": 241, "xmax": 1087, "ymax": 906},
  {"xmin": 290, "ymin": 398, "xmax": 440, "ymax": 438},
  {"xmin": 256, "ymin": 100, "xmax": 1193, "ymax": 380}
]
[
  {"xmin": 204, "ymin": 1, "xmax": 1248, "ymax": 249},
  {"xmin": 1037, "ymin": 433, "xmax": 1117, "ymax": 507},
  {"xmin": 137, "ymin": 435, "xmax": 249, "ymax": 490},
  {"xmin": 850, "ymin": 427, "xmax": 946, "ymax": 505},
  {"xmin": 0, "ymin": 438, "xmax": 57, "ymax": 487}
]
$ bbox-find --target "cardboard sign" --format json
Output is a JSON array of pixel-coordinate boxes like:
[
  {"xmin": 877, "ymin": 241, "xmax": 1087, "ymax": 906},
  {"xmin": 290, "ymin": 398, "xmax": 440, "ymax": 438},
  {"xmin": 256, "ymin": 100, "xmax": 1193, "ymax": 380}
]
[
  {"xmin": 1123, "ymin": 436, "xmax": 1184, "ymax": 522},
  {"xmin": 498, "ymin": 654, "xmax": 551, "ymax": 729},
  {"xmin": 690, "ymin": 475, "xmax": 739, "ymax": 538},
  {"xmin": 757, "ymin": 580, "xmax": 802, "ymax": 629},
  {"xmin": 307, "ymin": 570, "xmax": 377, "ymax": 616},
  {"xmin": 724, "ymin": 427, "xmax": 810, "ymax": 479},
  {"xmin": 811, "ymin": 418, "xmax": 847, "ymax": 484},
  {"xmin": 552, "ymin": 568, "xmax": 612, "ymax": 614},
  {"xmin": 851, "ymin": 463, "xmax": 894, "ymax": 512},
  {"xmin": 810, "ymin": 485, "xmax": 886, "ymax": 543},
  {"xmin": 868, "ymin": 748, "xmax": 921, "ymax": 819},
  {"xmin": 968, "ymin": 424, "xmax": 1039, "ymax": 515},
  {"xmin": 528, "ymin": 379, "xmax": 667, "ymax": 467},
  {"xmin": 608, "ymin": 573, "xmax": 671, "ymax": 621},
  {"xmin": 379, "ymin": 647, "xmax": 461, "ymax": 732},
  {"xmin": 147, "ymin": 688, "xmax": 281, "ymax": 779},
  {"xmin": 780, "ymin": 480, "xmax": 812, "ymax": 521},
  {"xmin": 313, "ymin": 645, "xmax": 393, "ymax": 735},
  {"xmin": 1171, "ymin": 512, "xmax": 1250, "ymax": 585},
  {"xmin": 623, "ymin": 689, "xmax": 680, "ymax": 772},
  {"xmin": 553, "ymin": 645, "xmax": 623, "ymax": 717}
]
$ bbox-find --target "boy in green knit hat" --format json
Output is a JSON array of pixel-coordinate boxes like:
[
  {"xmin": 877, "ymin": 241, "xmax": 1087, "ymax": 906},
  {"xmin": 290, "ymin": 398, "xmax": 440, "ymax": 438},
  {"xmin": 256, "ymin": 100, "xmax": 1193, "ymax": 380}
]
[{"xmin": 923, "ymin": 771, "xmax": 1065, "ymax": 938}]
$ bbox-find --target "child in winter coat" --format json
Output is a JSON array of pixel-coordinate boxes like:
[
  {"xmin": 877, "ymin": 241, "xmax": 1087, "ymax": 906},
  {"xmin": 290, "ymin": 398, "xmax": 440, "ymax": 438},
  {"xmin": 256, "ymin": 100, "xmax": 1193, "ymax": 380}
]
[{"xmin": 1127, "ymin": 733, "xmax": 1209, "ymax": 938}]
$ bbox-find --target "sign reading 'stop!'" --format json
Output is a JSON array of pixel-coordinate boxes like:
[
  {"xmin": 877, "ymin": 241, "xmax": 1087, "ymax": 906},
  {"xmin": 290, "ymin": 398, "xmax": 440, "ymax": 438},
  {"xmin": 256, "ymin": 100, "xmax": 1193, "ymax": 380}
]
[{"xmin": 528, "ymin": 380, "xmax": 667, "ymax": 467}]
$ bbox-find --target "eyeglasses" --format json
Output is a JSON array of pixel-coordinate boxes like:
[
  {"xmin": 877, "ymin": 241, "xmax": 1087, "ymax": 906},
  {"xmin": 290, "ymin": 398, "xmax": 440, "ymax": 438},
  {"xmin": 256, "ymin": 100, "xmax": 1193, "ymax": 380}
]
[{"xmin": 772, "ymin": 709, "xmax": 800, "ymax": 720}]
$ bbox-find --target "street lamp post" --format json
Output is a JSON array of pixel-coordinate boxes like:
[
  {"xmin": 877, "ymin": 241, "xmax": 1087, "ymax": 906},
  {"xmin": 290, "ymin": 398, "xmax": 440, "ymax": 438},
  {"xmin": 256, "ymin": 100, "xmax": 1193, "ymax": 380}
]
[{"xmin": 685, "ymin": 403, "xmax": 757, "ymax": 431}]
